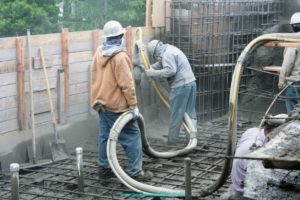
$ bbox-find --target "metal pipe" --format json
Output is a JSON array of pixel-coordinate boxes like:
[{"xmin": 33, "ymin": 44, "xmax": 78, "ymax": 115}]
[
  {"xmin": 10, "ymin": 163, "xmax": 20, "ymax": 200},
  {"xmin": 184, "ymin": 157, "xmax": 192, "ymax": 200},
  {"xmin": 76, "ymin": 147, "xmax": 84, "ymax": 192}
]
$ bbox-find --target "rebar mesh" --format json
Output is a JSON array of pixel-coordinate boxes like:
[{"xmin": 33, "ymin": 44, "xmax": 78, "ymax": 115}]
[{"xmin": 164, "ymin": 0, "xmax": 283, "ymax": 122}]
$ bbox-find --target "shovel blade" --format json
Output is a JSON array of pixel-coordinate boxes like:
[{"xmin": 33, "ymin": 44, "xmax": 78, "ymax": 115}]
[{"xmin": 50, "ymin": 139, "xmax": 69, "ymax": 162}]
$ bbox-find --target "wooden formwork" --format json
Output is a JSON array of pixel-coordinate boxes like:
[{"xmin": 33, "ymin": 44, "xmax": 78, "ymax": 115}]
[{"xmin": 0, "ymin": 27, "xmax": 155, "ymax": 136}]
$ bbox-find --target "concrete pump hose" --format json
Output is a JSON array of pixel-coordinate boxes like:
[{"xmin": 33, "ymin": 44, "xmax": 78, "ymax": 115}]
[
  {"xmin": 134, "ymin": 28, "xmax": 197, "ymax": 158},
  {"xmin": 197, "ymin": 33, "xmax": 300, "ymax": 196},
  {"xmin": 107, "ymin": 111, "xmax": 185, "ymax": 195},
  {"xmin": 139, "ymin": 113, "xmax": 197, "ymax": 158}
]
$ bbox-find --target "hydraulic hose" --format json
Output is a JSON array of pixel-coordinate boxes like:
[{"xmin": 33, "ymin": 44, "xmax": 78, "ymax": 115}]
[
  {"xmin": 107, "ymin": 111, "xmax": 185, "ymax": 196},
  {"xmin": 134, "ymin": 28, "xmax": 197, "ymax": 158}
]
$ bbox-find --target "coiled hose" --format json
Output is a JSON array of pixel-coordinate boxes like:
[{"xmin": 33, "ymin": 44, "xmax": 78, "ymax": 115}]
[{"xmin": 107, "ymin": 32, "xmax": 300, "ymax": 197}]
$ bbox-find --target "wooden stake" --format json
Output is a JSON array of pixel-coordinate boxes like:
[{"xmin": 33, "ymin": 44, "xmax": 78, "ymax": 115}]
[
  {"xmin": 16, "ymin": 38, "xmax": 26, "ymax": 130},
  {"xmin": 92, "ymin": 29, "xmax": 100, "ymax": 55},
  {"xmin": 145, "ymin": 0, "xmax": 152, "ymax": 27},
  {"xmin": 61, "ymin": 28, "xmax": 69, "ymax": 112},
  {"xmin": 125, "ymin": 26, "xmax": 133, "ymax": 61}
]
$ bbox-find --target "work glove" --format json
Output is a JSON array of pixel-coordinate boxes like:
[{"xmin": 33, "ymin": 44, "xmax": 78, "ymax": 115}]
[
  {"xmin": 129, "ymin": 106, "xmax": 139, "ymax": 120},
  {"xmin": 145, "ymin": 68, "xmax": 160, "ymax": 77},
  {"xmin": 278, "ymin": 82, "xmax": 285, "ymax": 90},
  {"xmin": 135, "ymin": 40, "xmax": 145, "ymax": 49}
]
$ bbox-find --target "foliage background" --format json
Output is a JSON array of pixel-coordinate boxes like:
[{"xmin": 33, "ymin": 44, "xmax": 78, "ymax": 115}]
[{"xmin": 0, "ymin": 0, "xmax": 146, "ymax": 37}]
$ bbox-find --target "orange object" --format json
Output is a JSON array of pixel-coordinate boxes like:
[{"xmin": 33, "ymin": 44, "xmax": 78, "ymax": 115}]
[{"xmin": 263, "ymin": 66, "xmax": 281, "ymax": 72}]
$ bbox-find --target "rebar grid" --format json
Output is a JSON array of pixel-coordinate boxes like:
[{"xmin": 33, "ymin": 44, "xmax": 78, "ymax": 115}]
[
  {"xmin": 0, "ymin": 118, "xmax": 255, "ymax": 200},
  {"xmin": 164, "ymin": 0, "xmax": 283, "ymax": 122}
]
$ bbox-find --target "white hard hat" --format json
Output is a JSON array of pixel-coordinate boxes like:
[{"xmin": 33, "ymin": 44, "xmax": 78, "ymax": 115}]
[
  {"xmin": 290, "ymin": 12, "xmax": 300, "ymax": 24},
  {"xmin": 103, "ymin": 20, "xmax": 126, "ymax": 38},
  {"xmin": 147, "ymin": 40, "xmax": 161, "ymax": 60}
]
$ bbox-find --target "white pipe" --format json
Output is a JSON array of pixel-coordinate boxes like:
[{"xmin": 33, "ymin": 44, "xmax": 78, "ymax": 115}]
[{"xmin": 107, "ymin": 111, "xmax": 185, "ymax": 195}]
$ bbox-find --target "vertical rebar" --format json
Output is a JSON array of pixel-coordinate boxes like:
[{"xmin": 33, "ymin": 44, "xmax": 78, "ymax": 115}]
[
  {"xmin": 76, "ymin": 147, "xmax": 84, "ymax": 192},
  {"xmin": 10, "ymin": 163, "xmax": 19, "ymax": 200},
  {"xmin": 184, "ymin": 157, "xmax": 191, "ymax": 200}
]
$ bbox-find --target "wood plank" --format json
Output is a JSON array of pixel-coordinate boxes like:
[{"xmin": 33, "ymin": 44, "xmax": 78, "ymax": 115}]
[
  {"xmin": 0, "ymin": 72, "xmax": 16, "ymax": 86},
  {"xmin": 69, "ymin": 72, "xmax": 89, "ymax": 84},
  {"xmin": 145, "ymin": 0, "xmax": 152, "ymax": 27},
  {"xmin": 0, "ymin": 96, "xmax": 17, "ymax": 111},
  {"xmin": 263, "ymin": 41, "xmax": 300, "ymax": 48},
  {"xmin": 125, "ymin": 26, "xmax": 133, "ymax": 60},
  {"xmin": 92, "ymin": 30, "xmax": 100, "ymax": 55},
  {"xmin": 69, "ymin": 61, "xmax": 90, "ymax": 74},
  {"xmin": 152, "ymin": 0, "xmax": 165, "ymax": 27},
  {"xmin": 69, "ymin": 82, "xmax": 89, "ymax": 95},
  {"xmin": 69, "ymin": 41, "xmax": 93, "ymax": 53},
  {"xmin": 34, "ymin": 98, "xmax": 57, "ymax": 115},
  {"xmin": 0, "ymin": 27, "xmax": 153, "ymax": 49},
  {"xmin": 61, "ymin": 28, "xmax": 70, "ymax": 112},
  {"xmin": 67, "ymin": 102, "xmax": 88, "ymax": 116},
  {"xmin": 0, "ymin": 60, "xmax": 18, "ymax": 74},
  {"xmin": 0, "ymin": 119, "xmax": 18, "ymax": 135},
  {"xmin": 69, "ymin": 93, "xmax": 89, "ymax": 105},
  {"xmin": 67, "ymin": 112, "xmax": 89, "ymax": 123},
  {"xmin": 33, "ymin": 51, "xmax": 92, "ymax": 69},
  {"xmin": 0, "ymin": 108, "xmax": 17, "ymax": 122},
  {"xmin": 0, "ymin": 84, "xmax": 17, "ymax": 98},
  {"xmin": 16, "ymin": 37, "xmax": 26, "ymax": 130}
]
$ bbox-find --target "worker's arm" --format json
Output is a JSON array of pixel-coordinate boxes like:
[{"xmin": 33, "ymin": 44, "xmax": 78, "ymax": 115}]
[
  {"xmin": 145, "ymin": 53, "xmax": 177, "ymax": 78},
  {"xmin": 114, "ymin": 53, "xmax": 137, "ymax": 108},
  {"xmin": 279, "ymin": 47, "xmax": 297, "ymax": 89}
]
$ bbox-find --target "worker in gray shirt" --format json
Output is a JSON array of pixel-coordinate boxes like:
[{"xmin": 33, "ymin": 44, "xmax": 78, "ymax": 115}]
[
  {"xmin": 278, "ymin": 12, "xmax": 300, "ymax": 113},
  {"xmin": 145, "ymin": 40, "xmax": 197, "ymax": 144}
]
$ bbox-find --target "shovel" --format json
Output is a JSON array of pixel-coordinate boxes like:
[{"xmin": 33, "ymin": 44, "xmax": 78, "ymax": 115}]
[{"xmin": 39, "ymin": 47, "xmax": 69, "ymax": 162}]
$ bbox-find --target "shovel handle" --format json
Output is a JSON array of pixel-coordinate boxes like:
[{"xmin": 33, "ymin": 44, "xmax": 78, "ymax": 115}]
[{"xmin": 39, "ymin": 47, "xmax": 58, "ymax": 141}]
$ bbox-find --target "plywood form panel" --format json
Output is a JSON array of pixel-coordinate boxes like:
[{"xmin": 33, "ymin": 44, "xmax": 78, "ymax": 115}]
[
  {"xmin": 0, "ymin": 84, "xmax": 17, "ymax": 98},
  {"xmin": 69, "ymin": 82, "xmax": 88, "ymax": 95},
  {"xmin": 69, "ymin": 93, "xmax": 89, "ymax": 106},
  {"xmin": 0, "ymin": 72, "xmax": 16, "ymax": 86},
  {"xmin": 0, "ymin": 108, "xmax": 17, "ymax": 122},
  {"xmin": 0, "ymin": 96, "xmax": 17, "ymax": 111},
  {"xmin": 0, "ymin": 119, "xmax": 18, "ymax": 135}
]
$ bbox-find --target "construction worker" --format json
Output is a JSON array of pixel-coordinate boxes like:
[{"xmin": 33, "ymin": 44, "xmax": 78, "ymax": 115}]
[
  {"xmin": 145, "ymin": 40, "xmax": 197, "ymax": 144},
  {"xmin": 91, "ymin": 20, "xmax": 151, "ymax": 180},
  {"xmin": 278, "ymin": 12, "xmax": 300, "ymax": 113},
  {"xmin": 222, "ymin": 114, "xmax": 287, "ymax": 200}
]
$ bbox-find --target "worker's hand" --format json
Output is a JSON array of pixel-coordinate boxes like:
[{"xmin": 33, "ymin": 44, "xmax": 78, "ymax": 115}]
[
  {"xmin": 145, "ymin": 68, "xmax": 158, "ymax": 77},
  {"xmin": 278, "ymin": 82, "xmax": 285, "ymax": 90},
  {"xmin": 129, "ymin": 106, "xmax": 139, "ymax": 120},
  {"xmin": 135, "ymin": 40, "xmax": 145, "ymax": 49}
]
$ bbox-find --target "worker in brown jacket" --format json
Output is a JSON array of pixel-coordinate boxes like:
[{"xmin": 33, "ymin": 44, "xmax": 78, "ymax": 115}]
[{"xmin": 91, "ymin": 20, "xmax": 151, "ymax": 180}]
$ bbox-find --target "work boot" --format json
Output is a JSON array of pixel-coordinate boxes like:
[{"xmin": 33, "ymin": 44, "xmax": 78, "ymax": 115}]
[
  {"xmin": 98, "ymin": 167, "xmax": 115, "ymax": 179},
  {"xmin": 130, "ymin": 170, "xmax": 153, "ymax": 181}
]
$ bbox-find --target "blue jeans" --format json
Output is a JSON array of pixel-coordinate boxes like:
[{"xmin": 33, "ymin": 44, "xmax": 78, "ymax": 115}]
[
  {"xmin": 98, "ymin": 109, "xmax": 143, "ymax": 176},
  {"xmin": 285, "ymin": 82, "xmax": 300, "ymax": 113},
  {"xmin": 168, "ymin": 81, "xmax": 197, "ymax": 142}
]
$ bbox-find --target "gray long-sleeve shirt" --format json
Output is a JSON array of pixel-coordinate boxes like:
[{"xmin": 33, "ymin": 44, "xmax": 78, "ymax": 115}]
[
  {"xmin": 151, "ymin": 44, "xmax": 196, "ymax": 88},
  {"xmin": 279, "ymin": 46, "xmax": 300, "ymax": 87}
]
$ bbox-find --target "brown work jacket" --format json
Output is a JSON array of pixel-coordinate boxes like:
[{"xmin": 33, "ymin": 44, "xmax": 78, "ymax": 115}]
[{"xmin": 91, "ymin": 50, "xmax": 137, "ymax": 113}]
